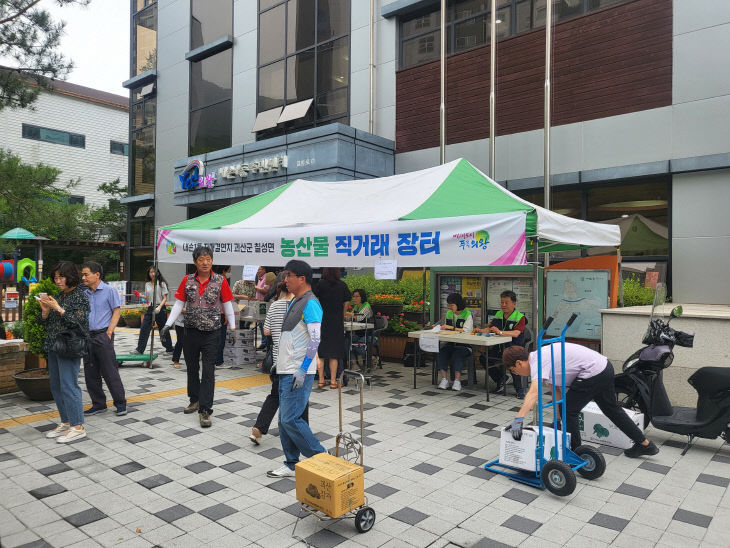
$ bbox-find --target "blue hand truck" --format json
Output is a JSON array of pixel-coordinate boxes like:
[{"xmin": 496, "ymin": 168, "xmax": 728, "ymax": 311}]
[{"xmin": 484, "ymin": 313, "xmax": 606, "ymax": 496}]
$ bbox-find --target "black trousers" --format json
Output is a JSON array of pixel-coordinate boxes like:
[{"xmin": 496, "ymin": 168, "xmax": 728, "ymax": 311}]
[
  {"xmin": 482, "ymin": 348, "xmax": 526, "ymax": 392},
  {"xmin": 254, "ymin": 374, "xmax": 309, "ymax": 435},
  {"xmin": 183, "ymin": 327, "xmax": 219, "ymax": 413},
  {"xmin": 137, "ymin": 307, "xmax": 174, "ymax": 353},
  {"xmin": 565, "ymin": 362, "xmax": 645, "ymax": 449},
  {"xmin": 84, "ymin": 331, "xmax": 126, "ymax": 408},
  {"xmin": 172, "ymin": 325, "xmax": 185, "ymax": 363}
]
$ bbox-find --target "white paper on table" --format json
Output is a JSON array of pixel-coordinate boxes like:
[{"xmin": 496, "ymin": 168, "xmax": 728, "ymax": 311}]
[
  {"xmin": 242, "ymin": 265, "xmax": 258, "ymax": 281},
  {"xmin": 419, "ymin": 334, "xmax": 440, "ymax": 353},
  {"xmin": 374, "ymin": 259, "xmax": 397, "ymax": 280}
]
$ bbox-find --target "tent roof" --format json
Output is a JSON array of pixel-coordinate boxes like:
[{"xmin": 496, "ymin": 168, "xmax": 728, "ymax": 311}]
[
  {"xmin": 0, "ymin": 227, "xmax": 47, "ymax": 240},
  {"xmin": 163, "ymin": 158, "xmax": 620, "ymax": 249}
]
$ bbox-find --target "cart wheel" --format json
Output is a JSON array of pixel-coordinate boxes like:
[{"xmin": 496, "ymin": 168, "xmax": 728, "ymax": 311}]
[
  {"xmin": 541, "ymin": 460, "xmax": 576, "ymax": 496},
  {"xmin": 574, "ymin": 445, "xmax": 606, "ymax": 480},
  {"xmin": 355, "ymin": 506, "xmax": 376, "ymax": 533}
]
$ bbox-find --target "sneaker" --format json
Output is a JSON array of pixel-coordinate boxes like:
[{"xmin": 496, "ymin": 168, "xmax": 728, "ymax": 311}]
[
  {"xmin": 624, "ymin": 440, "xmax": 659, "ymax": 458},
  {"xmin": 184, "ymin": 401, "xmax": 199, "ymax": 414},
  {"xmin": 249, "ymin": 427, "xmax": 262, "ymax": 445},
  {"xmin": 199, "ymin": 410, "xmax": 212, "ymax": 428},
  {"xmin": 438, "ymin": 378, "xmax": 450, "ymax": 390},
  {"xmin": 57, "ymin": 426, "xmax": 86, "ymax": 444},
  {"xmin": 115, "ymin": 405, "xmax": 127, "ymax": 416},
  {"xmin": 266, "ymin": 465, "xmax": 295, "ymax": 478},
  {"xmin": 451, "ymin": 379, "xmax": 462, "ymax": 391},
  {"xmin": 45, "ymin": 423, "xmax": 70, "ymax": 439},
  {"xmin": 83, "ymin": 406, "xmax": 106, "ymax": 416},
  {"xmin": 516, "ymin": 390, "xmax": 526, "ymax": 399},
  {"xmin": 215, "ymin": 363, "xmax": 232, "ymax": 369},
  {"xmin": 491, "ymin": 380, "xmax": 506, "ymax": 394}
]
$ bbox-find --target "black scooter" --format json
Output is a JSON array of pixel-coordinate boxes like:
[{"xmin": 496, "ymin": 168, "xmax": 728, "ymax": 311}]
[{"xmin": 614, "ymin": 300, "xmax": 730, "ymax": 455}]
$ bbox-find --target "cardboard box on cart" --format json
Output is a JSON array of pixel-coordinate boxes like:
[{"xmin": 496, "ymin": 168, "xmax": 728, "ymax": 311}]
[
  {"xmin": 295, "ymin": 453, "xmax": 364, "ymax": 518},
  {"xmin": 579, "ymin": 401, "xmax": 644, "ymax": 450},
  {"xmin": 499, "ymin": 426, "xmax": 571, "ymax": 471}
]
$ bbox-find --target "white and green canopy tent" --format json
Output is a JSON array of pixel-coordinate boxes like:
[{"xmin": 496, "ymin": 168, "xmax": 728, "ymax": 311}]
[{"xmin": 157, "ymin": 158, "xmax": 620, "ymax": 268}]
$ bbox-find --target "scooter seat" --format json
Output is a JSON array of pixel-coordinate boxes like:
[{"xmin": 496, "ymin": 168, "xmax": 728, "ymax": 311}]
[
  {"xmin": 689, "ymin": 367, "xmax": 730, "ymax": 396},
  {"xmin": 652, "ymin": 407, "xmax": 702, "ymax": 435}
]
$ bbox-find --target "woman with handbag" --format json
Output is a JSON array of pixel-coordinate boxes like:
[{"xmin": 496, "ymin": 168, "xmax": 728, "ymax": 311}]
[
  {"xmin": 249, "ymin": 282, "xmax": 309, "ymax": 445},
  {"xmin": 136, "ymin": 267, "xmax": 174, "ymax": 354},
  {"xmin": 39, "ymin": 262, "xmax": 90, "ymax": 443}
]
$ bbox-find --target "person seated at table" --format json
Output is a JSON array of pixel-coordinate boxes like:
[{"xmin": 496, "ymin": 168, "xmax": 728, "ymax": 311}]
[
  {"xmin": 437, "ymin": 293, "xmax": 474, "ymax": 392},
  {"xmin": 344, "ymin": 289, "xmax": 373, "ymax": 364},
  {"xmin": 475, "ymin": 290, "xmax": 527, "ymax": 398}
]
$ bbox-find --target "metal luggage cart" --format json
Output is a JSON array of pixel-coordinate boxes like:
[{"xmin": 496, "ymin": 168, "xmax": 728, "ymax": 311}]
[
  {"xmin": 484, "ymin": 314, "xmax": 606, "ymax": 496},
  {"xmin": 291, "ymin": 370, "xmax": 376, "ymax": 542}
]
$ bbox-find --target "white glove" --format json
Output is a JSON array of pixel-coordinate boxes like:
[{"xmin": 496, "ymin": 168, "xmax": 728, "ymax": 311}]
[
  {"xmin": 154, "ymin": 305, "xmax": 162, "ymax": 314},
  {"xmin": 292, "ymin": 368, "xmax": 307, "ymax": 390}
]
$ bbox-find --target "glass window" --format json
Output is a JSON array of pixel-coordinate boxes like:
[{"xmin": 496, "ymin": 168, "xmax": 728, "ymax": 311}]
[
  {"xmin": 317, "ymin": 0, "xmax": 350, "ymax": 43},
  {"xmin": 258, "ymin": 60, "xmax": 286, "ymax": 111},
  {"xmin": 402, "ymin": 30, "xmax": 440, "ymax": 67},
  {"xmin": 133, "ymin": 4, "xmax": 157, "ymax": 76},
  {"xmin": 454, "ymin": 15, "xmax": 486, "ymax": 52},
  {"xmin": 135, "ymin": 0, "xmax": 155, "ymax": 13},
  {"xmin": 259, "ymin": 3, "xmax": 286, "ymax": 64},
  {"xmin": 132, "ymin": 97, "xmax": 156, "ymax": 129},
  {"xmin": 110, "ymin": 141, "xmax": 129, "ymax": 156},
  {"xmin": 190, "ymin": 49, "xmax": 232, "ymax": 110},
  {"xmin": 401, "ymin": 12, "xmax": 440, "ymax": 39},
  {"xmin": 191, "ymin": 0, "xmax": 232, "ymax": 49},
  {"xmin": 131, "ymin": 126, "xmax": 155, "ymax": 196},
  {"xmin": 515, "ymin": 0, "xmax": 533, "ymax": 33},
  {"xmin": 287, "ymin": 0, "xmax": 316, "ymax": 54},
  {"xmin": 130, "ymin": 249, "xmax": 153, "ymax": 280},
  {"xmin": 316, "ymin": 87, "xmax": 348, "ymax": 119},
  {"xmin": 454, "ymin": 0, "xmax": 489, "ymax": 21},
  {"xmin": 286, "ymin": 50, "xmax": 315, "ymax": 102},
  {"xmin": 189, "ymin": 100, "xmax": 232, "ymax": 156},
  {"xmin": 67, "ymin": 196, "xmax": 85, "ymax": 205},
  {"xmin": 317, "ymin": 37, "xmax": 349, "ymax": 93},
  {"xmin": 260, "ymin": 0, "xmax": 282, "ymax": 10},
  {"xmin": 22, "ymin": 124, "xmax": 85, "ymax": 148}
]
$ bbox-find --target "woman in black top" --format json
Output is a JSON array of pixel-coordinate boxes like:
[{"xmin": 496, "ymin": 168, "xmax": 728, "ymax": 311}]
[
  {"xmin": 314, "ymin": 268, "xmax": 351, "ymax": 389},
  {"xmin": 39, "ymin": 262, "xmax": 90, "ymax": 443}
]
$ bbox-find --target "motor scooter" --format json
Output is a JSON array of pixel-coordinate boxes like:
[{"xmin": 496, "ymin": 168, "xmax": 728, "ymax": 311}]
[{"xmin": 614, "ymin": 285, "xmax": 730, "ymax": 455}]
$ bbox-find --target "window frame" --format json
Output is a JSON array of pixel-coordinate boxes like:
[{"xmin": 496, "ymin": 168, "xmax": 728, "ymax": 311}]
[
  {"xmin": 256, "ymin": 0, "xmax": 351, "ymax": 140},
  {"xmin": 131, "ymin": 1, "xmax": 157, "ymax": 77},
  {"xmin": 110, "ymin": 141, "xmax": 130, "ymax": 156},
  {"xmin": 21, "ymin": 123, "xmax": 86, "ymax": 149}
]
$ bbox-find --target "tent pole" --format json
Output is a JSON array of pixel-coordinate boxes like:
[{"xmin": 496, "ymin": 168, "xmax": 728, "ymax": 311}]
[
  {"xmin": 543, "ymin": 0, "xmax": 553, "ymax": 268},
  {"xmin": 489, "ymin": 0, "xmax": 496, "ymax": 180},
  {"xmin": 439, "ymin": 0, "xmax": 446, "ymax": 164},
  {"xmin": 617, "ymin": 247, "xmax": 623, "ymax": 307},
  {"xmin": 421, "ymin": 267, "xmax": 427, "ymax": 326},
  {"xmin": 531, "ymin": 236, "xmax": 540, "ymax": 426}
]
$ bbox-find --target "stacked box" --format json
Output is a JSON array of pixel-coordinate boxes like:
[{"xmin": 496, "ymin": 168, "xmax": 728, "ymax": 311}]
[
  {"xmin": 296, "ymin": 453, "xmax": 364, "ymax": 518},
  {"xmin": 579, "ymin": 402, "xmax": 644, "ymax": 450},
  {"xmin": 222, "ymin": 329, "xmax": 257, "ymax": 365},
  {"xmin": 499, "ymin": 426, "xmax": 571, "ymax": 472}
]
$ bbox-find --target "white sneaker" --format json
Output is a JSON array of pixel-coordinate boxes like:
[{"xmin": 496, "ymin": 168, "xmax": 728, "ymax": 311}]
[
  {"xmin": 452, "ymin": 379, "xmax": 462, "ymax": 391},
  {"xmin": 266, "ymin": 465, "xmax": 295, "ymax": 478},
  {"xmin": 57, "ymin": 426, "xmax": 86, "ymax": 444},
  {"xmin": 46, "ymin": 423, "xmax": 70, "ymax": 439},
  {"xmin": 438, "ymin": 378, "xmax": 450, "ymax": 390}
]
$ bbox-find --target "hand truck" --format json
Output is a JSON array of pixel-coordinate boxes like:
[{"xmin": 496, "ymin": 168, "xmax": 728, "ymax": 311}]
[{"xmin": 484, "ymin": 314, "xmax": 606, "ymax": 496}]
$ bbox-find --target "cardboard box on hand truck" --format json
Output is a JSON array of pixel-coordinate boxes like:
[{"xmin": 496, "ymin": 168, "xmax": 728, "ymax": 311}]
[
  {"xmin": 295, "ymin": 453, "xmax": 364, "ymax": 518},
  {"xmin": 499, "ymin": 426, "xmax": 571, "ymax": 472},
  {"xmin": 579, "ymin": 401, "xmax": 644, "ymax": 450}
]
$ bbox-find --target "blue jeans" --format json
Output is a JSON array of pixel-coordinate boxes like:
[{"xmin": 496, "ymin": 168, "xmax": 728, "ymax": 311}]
[
  {"xmin": 438, "ymin": 344, "xmax": 471, "ymax": 373},
  {"xmin": 278, "ymin": 374, "xmax": 325, "ymax": 469},
  {"xmin": 48, "ymin": 351, "xmax": 84, "ymax": 427}
]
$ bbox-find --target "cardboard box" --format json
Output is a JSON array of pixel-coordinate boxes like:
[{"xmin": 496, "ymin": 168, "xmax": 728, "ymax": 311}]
[
  {"xmin": 579, "ymin": 402, "xmax": 644, "ymax": 450},
  {"xmin": 499, "ymin": 426, "xmax": 571, "ymax": 472},
  {"xmin": 295, "ymin": 453, "xmax": 364, "ymax": 518}
]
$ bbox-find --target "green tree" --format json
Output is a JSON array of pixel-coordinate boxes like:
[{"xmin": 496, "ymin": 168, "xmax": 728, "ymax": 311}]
[
  {"xmin": 0, "ymin": 0, "xmax": 91, "ymax": 111},
  {"xmin": 86, "ymin": 178, "xmax": 127, "ymax": 242}
]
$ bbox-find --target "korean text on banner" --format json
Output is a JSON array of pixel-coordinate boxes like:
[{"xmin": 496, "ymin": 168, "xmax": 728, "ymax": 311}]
[{"xmin": 157, "ymin": 212, "xmax": 527, "ymax": 268}]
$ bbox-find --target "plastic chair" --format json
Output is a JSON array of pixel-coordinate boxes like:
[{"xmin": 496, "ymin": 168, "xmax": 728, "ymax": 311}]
[{"xmin": 368, "ymin": 315, "xmax": 388, "ymax": 369}]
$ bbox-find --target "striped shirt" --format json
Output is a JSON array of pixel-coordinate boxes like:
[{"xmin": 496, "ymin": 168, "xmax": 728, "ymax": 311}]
[{"xmin": 263, "ymin": 299, "xmax": 290, "ymax": 368}]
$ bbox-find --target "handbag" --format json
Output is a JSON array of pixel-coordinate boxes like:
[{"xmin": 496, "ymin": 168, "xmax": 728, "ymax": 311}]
[
  {"xmin": 52, "ymin": 327, "xmax": 87, "ymax": 358},
  {"xmin": 261, "ymin": 345, "xmax": 274, "ymax": 374}
]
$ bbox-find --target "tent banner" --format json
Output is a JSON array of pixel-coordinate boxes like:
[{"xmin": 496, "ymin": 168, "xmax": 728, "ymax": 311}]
[{"xmin": 157, "ymin": 212, "xmax": 527, "ymax": 268}]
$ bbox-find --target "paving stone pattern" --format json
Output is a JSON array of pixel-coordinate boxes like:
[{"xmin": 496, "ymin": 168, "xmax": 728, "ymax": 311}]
[{"xmin": 0, "ymin": 330, "xmax": 729, "ymax": 547}]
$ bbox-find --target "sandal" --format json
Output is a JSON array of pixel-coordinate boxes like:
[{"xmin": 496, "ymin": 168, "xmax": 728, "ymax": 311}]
[
  {"xmin": 317, "ymin": 381, "xmax": 326, "ymax": 389},
  {"xmin": 329, "ymin": 382, "xmax": 339, "ymax": 389},
  {"xmin": 172, "ymin": 362, "xmax": 181, "ymax": 369}
]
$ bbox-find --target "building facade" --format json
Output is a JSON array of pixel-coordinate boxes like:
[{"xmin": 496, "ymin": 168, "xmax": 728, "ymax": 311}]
[
  {"xmin": 0, "ymin": 80, "xmax": 129, "ymax": 209},
  {"xmin": 126, "ymin": 0, "xmax": 730, "ymax": 304}
]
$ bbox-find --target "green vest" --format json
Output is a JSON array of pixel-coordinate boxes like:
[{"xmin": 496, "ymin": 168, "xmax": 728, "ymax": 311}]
[
  {"xmin": 446, "ymin": 308, "xmax": 471, "ymax": 329},
  {"xmin": 494, "ymin": 309, "xmax": 525, "ymax": 348}
]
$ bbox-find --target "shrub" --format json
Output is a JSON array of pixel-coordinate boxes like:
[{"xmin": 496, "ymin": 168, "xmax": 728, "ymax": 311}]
[
  {"xmin": 23, "ymin": 278, "xmax": 60, "ymax": 357},
  {"xmin": 344, "ymin": 273, "xmax": 427, "ymax": 304},
  {"xmin": 622, "ymin": 275, "xmax": 656, "ymax": 307},
  {"xmin": 121, "ymin": 308, "xmax": 143, "ymax": 318},
  {"xmin": 377, "ymin": 312, "xmax": 422, "ymax": 335},
  {"xmin": 403, "ymin": 300, "xmax": 430, "ymax": 313},
  {"xmin": 105, "ymin": 273, "xmax": 121, "ymax": 281},
  {"xmin": 8, "ymin": 321, "xmax": 24, "ymax": 339}
]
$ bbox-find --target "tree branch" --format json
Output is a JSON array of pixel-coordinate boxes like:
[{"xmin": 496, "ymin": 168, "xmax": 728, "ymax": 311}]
[{"xmin": 0, "ymin": 0, "xmax": 42, "ymax": 26}]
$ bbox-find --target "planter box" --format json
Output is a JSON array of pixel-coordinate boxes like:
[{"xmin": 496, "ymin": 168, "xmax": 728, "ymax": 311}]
[
  {"xmin": 1, "ymin": 341, "xmax": 28, "ymax": 394},
  {"xmin": 13, "ymin": 368, "xmax": 53, "ymax": 401},
  {"xmin": 123, "ymin": 316, "xmax": 141, "ymax": 328},
  {"xmin": 25, "ymin": 352, "xmax": 47, "ymax": 371},
  {"xmin": 371, "ymin": 304, "xmax": 403, "ymax": 318},
  {"xmin": 403, "ymin": 311, "xmax": 429, "ymax": 324},
  {"xmin": 378, "ymin": 335, "xmax": 408, "ymax": 359}
]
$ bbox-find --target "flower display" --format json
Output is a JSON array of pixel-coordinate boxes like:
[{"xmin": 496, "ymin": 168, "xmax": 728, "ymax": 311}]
[{"xmin": 370, "ymin": 294, "xmax": 405, "ymax": 305}]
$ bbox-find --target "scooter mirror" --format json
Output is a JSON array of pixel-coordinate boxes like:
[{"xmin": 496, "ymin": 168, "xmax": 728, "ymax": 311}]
[{"xmin": 671, "ymin": 305, "xmax": 683, "ymax": 318}]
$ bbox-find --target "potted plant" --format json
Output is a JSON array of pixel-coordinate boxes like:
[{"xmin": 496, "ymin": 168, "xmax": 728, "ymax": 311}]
[
  {"xmin": 402, "ymin": 300, "xmax": 430, "ymax": 324},
  {"xmin": 370, "ymin": 294, "xmax": 405, "ymax": 318},
  {"xmin": 376, "ymin": 313, "xmax": 422, "ymax": 359},
  {"xmin": 120, "ymin": 308, "xmax": 143, "ymax": 328}
]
